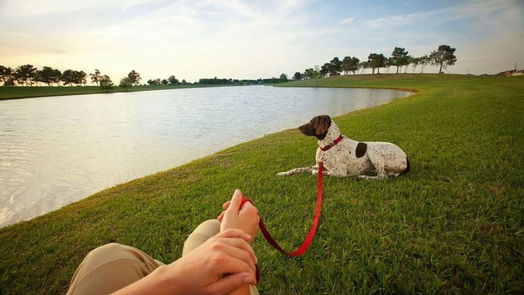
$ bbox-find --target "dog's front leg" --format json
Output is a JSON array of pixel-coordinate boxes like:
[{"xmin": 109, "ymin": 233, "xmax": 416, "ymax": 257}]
[{"xmin": 276, "ymin": 166, "xmax": 315, "ymax": 176}]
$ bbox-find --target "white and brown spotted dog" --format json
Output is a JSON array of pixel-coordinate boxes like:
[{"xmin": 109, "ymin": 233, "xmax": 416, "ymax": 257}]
[{"xmin": 277, "ymin": 115, "xmax": 410, "ymax": 179}]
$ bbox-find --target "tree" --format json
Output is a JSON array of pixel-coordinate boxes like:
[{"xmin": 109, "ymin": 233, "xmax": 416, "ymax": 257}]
[
  {"xmin": 0, "ymin": 65, "xmax": 13, "ymax": 85},
  {"xmin": 303, "ymin": 68, "xmax": 313, "ymax": 80},
  {"xmin": 161, "ymin": 79, "xmax": 169, "ymax": 85},
  {"xmin": 390, "ymin": 47, "xmax": 411, "ymax": 74},
  {"xmin": 119, "ymin": 77, "xmax": 132, "ymax": 90},
  {"xmin": 410, "ymin": 57, "xmax": 420, "ymax": 73},
  {"xmin": 14, "ymin": 64, "xmax": 37, "ymax": 86},
  {"xmin": 4, "ymin": 78, "xmax": 15, "ymax": 86},
  {"xmin": 293, "ymin": 72, "xmax": 303, "ymax": 80},
  {"xmin": 342, "ymin": 56, "xmax": 360, "ymax": 75},
  {"xmin": 37, "ymin": 66, "xmax": 58, "ymax": 86},
  {"xmin": 168, "ymin": 75, "xmax": 179, "ymax": 85},
  {"xmin": 74, "ymin": 70, "xmax": 87, "ymax": 86},
  {"xmin": 99, "ymin": 75, "xmax": 113, "ymax": 92},
  {"xmin": 279, "ymin": 73, "xmax": 288, "ymax": 82},
  {"xmin": 430, "ymin": 45, "xmax": 457, "ymax": 74},
  {"xmin": 359, "ymin": 61, "xmax": 368, "ymax": 74},
  {"xmin": 320, "ymin": 63, "xmax": 330, "ymax": 77},
  {"xmin": 418, "ymin": 55, "xmax": 430, "ymax": 73},
  {"xmin": 61, "ymin": 70, "xmax": 75, "ymax": 86},
  {"xmin": 90, "ymin": 69, "xmax": 101, "ymax": 86},
  {"xmin": 127, "ymin": 70, "xmax": 141, "ymax": 85},
  {"xmin": 329, "ymin": 57, "xmax": 342, "ymax": 76},
  {"xmin": 147, "ymin": 79, "xmax": 158, "ymax": 86},
  {"xmin": 368, "ymin": 53, "xmax": 386, "ymax": 74}
]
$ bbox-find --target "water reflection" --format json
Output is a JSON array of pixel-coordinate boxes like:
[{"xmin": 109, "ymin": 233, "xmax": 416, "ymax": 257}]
[{"xmin": 0, "ymin": 86, "xmax": 411, "ymax": 226}]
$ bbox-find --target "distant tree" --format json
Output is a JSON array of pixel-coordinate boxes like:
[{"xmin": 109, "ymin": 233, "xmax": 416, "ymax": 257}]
[
  {"xmin": 303, "ymin": 68, "xmax": 313, "ymax": 80},
  {"xmin": 390, "ymin": 47, "xmax": 411, "ymax": 74},
  {"xmin": 90, "ymin": 69, "xmax": 101, "ymax": 86},
  {"xmin": 342, "ymin": 56, "xmax": 360, "ymax": 75},
  {"xmin": 410, "ymin": 57, "xmax": 420, "ymax": 73},
  {"xmin": 37, "ymin": 66, "xmax": 57, "ymax": 86},
  {"xmin": 0, "ymin": 65, "xmax": 13, "ymax": 85},
  {"xmin": 75, "ymin": 70, "xmax": 87, "ymax": 86},
  {"xmin": 61, "ymin": 70, "xmax": 76, "ymax": 86},
  {"xmin": 99, "ymin": 75, "xmax": 113, "ymax": 92},
  {"xmin": 147, "ymin": 79, "xmax": 157, "ymax": 86},
  {"xmin": 430, "ymin": 45, "xmax": 457, "ymax": 74},
  {"xmin": 119, "ymin": 77, "xmax": 132, "ymax": 90},
  {"xmin": 15, "ymin": 64, "xmax": 37, "ymax": 86},
  {"xmin": 4, "ymin": 78, "xmax": 15, "ymax": 86},
  {"xmin": 279, "ymin": 73, "xmax": 288, "ymax": 82},
  {"xmin": 127, "ymin": 70, "xmax": 141, "ymax": 85},
  {"xmin": 418, "ymin": 55, "xmax": 430, "ymax": 73},
  {"xmin": 359, "ymin": 61, "xmax": 368, "ymax": 74},
  {"xmin": 329, "ymin": 57, "xmax": 342, "ymax": 76},
  {"xmin": 368, "ymin": 53, "xmax": 386, "ymax": 74},
  {"xmin": 181, "ymin": 79, "xmax": 188, "ymax": 85},
  {"xmin": 168, "ymin": 75, "xmax": 179, "ymax": 85},
  {"xmin": 293, "ymin": 72, "xmax": 303, "ymax": 80},
  {"xmin": 161, "ymin": 79, "xmax": 169, "ymax": 85},
  {"xmin": 320, "ymin": 63, "xmax": 330, "ymax": 77}
]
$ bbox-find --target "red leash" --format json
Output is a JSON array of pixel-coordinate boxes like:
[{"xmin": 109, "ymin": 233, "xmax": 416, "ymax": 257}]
[{"xmin": 240, "ymin": 162, "xmax": 325, "ymax": 257}]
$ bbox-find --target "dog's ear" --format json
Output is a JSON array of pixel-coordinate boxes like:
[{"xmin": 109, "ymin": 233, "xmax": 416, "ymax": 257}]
[
  {"xmin": 356, "ymin": 142, "xmax": 367, "ymax": 158},
  {"xmin": 313, "ymin": 115, "xmax": 331, "ymax": 136}
]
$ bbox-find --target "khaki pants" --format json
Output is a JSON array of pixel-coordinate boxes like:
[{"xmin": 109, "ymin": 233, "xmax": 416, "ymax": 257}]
[{"xmin": 66, "ymin": 219, "xmax": 258, "ymax": 295}]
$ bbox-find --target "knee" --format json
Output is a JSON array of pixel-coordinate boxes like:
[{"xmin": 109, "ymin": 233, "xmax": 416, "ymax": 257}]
[
  {"xmin": 86, "ymin": 243, "xmax": 128, "ymax": 261},
  {"xmin": 192, "ymin": 219, "xmax": 220, "ymax": 237}
]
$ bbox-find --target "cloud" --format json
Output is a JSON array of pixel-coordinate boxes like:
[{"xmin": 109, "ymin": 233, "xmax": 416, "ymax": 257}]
[
  {"xmin": 341, "ymin": 17, "xmax": 355, "ymax": 24},
  {"xmin": 364, "ymin": 0, "xmax": 518, "ymax": 29}
]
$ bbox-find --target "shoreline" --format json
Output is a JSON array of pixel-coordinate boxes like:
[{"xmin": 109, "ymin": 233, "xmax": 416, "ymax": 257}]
[{"xmin": 0, "ymin": 83, "xmax": 273, "ymax": 101}]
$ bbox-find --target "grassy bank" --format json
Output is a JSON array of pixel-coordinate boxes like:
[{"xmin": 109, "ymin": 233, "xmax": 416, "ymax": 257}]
[
  {"xmin": 0, "ymin": 74, "xmax": 522, "ymax": 294},
  {"xmin": 0, "ymin": 84, "xmax": 256, "ymax": 100}
]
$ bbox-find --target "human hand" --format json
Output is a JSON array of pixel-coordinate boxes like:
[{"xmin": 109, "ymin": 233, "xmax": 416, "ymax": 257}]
[
  {"xmin": 162, "ymin": 228, "xmax": 257, "ymax": 295},
  {"xmin": 219, "ymin": 189, "xmax": 259, "ymax": 243}
]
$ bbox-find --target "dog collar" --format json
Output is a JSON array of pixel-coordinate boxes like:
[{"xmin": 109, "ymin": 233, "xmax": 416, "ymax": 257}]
[{"xmin": 320, "ymin": 135, "xmax": 343, "ymax": 151}]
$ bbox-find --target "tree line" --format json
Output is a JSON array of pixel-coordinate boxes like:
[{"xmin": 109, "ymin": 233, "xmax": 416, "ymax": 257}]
[
  {"xmin": 292, "ymin": 44, "xmax": 457, "ymax": 80},
  {"xmin": 0, "ymin": 64, "xmax": 290, "ymax": 91}
]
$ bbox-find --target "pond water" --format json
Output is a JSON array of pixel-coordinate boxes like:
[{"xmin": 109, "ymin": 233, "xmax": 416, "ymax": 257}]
[{"xmin": 0, "ymin": 85, "xmax": 411, "ymax": 226}]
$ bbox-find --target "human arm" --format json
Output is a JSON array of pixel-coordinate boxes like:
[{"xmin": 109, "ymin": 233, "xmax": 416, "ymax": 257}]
[{"xmin": 111, "ymin": 228, "xmax": 257, "ymax": 295}]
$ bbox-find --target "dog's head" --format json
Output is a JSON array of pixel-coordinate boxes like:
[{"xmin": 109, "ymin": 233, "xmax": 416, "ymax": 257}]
[{"xmin": 298, "ymin": 115, "xmax": 332, "ymax": 140}]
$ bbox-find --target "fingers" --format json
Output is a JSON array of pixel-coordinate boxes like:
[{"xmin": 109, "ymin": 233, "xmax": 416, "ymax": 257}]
[
  {"xmin": 206, "ymin": 272, "xmax": 254, "ymax": 295},
  {"xmin": 214, "ymin": 241, "xmax": 257, "ymax": 274},
  {"xmin": 217, "ymin": 211, "xmax": 225, "ymax": 222},
  {"xmin": 216, "ymin": 236, "xmax": 257, "ymax": 265},
  {"xmin": 239, "ymin": 201, "xmax": 259, "ymax": 217},
  {"xmin": 222, "ymin": 201, "xmax": 231, "ymax": 210},
  {"xmin": 216, "ymin": 228, "xmax": 251, "ymax": 242},
  {"xmin": 225, "ymin": 189, "xmax": 243, "ymax": 216}
]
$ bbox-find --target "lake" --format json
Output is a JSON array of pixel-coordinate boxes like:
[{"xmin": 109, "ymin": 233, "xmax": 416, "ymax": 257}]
[{"xmin": 0, "ymin": 86, "xmax": 411, "ymax": 226}]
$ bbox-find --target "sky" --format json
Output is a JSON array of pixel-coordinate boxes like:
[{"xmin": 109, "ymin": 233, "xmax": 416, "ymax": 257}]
[{"xmin": 1, "ymin": 0, "xmax": 523, "ymax": 82}]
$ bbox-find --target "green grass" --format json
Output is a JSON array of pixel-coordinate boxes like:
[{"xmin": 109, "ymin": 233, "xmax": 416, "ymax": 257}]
[
  {"xmin": 0, "ymin": 74, "xmax": 522, "ymax": 294},
  {"xmin": 0, "ymin": 84, "xmax": 243, "ymax": 100}
]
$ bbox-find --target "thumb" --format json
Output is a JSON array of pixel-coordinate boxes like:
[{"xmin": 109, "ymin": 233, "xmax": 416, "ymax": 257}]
[{"xmin": 206, "ymin": 272, "xmax": 254, "ymax": 295}]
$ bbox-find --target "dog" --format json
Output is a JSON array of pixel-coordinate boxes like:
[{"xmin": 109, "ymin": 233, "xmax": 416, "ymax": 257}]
[{"xmin": 276, "ymin": 115, "xmax": 409, "ymax": 179}]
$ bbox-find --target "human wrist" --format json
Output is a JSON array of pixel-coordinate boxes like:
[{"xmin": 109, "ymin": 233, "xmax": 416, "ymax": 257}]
[{"xmin": 150, "ymin": 264, "xmax": 184, "ymax": 295}]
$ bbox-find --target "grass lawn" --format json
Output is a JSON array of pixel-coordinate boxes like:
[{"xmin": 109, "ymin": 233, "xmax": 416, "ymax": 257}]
[
  {"xmin": 0, "ymin": 84, "xmax": 241, "ymax": 100},
  {"xmin": 0, "ymin": 74, "xmax": 522, "ymax": 294}
]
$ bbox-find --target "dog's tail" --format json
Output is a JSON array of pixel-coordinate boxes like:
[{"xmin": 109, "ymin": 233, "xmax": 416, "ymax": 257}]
[{"xmin": 400, "ymin": 157, "xmax": 410, "ymax": 175}]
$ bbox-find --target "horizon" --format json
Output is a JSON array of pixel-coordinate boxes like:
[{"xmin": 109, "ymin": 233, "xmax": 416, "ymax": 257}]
[{"xmin": 1, "ymin": 0, "xmax": 523, "ymax": 83}]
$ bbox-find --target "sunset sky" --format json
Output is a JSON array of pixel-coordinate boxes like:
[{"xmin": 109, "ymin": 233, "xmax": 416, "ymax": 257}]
[{"xmin": 1, "ymin": 0, "xmax": 523, "ymax": 82}]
